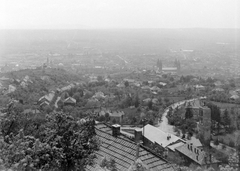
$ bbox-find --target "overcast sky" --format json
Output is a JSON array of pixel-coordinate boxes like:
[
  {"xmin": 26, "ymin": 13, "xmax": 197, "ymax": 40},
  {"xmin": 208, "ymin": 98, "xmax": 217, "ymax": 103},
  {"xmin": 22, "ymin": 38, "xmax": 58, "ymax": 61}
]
[{"xmin": 0, "ymin": 0, "xmax": 240, "ymax": 29}]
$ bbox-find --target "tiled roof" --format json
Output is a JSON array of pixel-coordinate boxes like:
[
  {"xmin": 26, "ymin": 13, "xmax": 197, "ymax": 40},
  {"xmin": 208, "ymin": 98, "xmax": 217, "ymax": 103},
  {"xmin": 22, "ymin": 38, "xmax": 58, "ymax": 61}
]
[{"xmin": 86, "ymin": 124, "xmax": 175, "ymax": 171}]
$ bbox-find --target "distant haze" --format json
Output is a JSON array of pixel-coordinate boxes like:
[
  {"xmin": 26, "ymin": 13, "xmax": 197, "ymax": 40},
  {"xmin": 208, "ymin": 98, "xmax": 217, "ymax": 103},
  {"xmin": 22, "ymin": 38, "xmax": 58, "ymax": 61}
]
[{"xmin": 0, "ymin": 0, "xmax": 240, "ymax": 29}]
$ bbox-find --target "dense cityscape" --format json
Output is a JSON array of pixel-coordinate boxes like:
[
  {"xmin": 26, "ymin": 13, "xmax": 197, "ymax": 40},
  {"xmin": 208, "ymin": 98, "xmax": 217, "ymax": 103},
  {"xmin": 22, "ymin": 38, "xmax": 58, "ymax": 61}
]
[
  {"xmin": 1, "ymin": 0, "xmax": 240, "ymax": 171},
  {"xmin": 0, "ymin": 28, "xmax": 240, "ymax": 171}
]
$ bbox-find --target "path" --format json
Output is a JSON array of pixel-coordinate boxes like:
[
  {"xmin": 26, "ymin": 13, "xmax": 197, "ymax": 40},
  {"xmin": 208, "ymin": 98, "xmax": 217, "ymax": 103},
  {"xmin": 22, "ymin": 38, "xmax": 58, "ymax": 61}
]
[{"xmin": 157, "ymin": 98, "xmax": 202, "ymax": 134}]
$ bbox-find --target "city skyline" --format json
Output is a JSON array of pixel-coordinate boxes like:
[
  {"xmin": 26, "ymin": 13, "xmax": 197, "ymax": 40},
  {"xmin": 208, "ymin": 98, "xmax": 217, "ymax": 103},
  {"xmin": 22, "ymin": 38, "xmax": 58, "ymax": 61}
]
[{"xmin": 0, "ymin": 0, "xmax": 240, "ymax": 29}]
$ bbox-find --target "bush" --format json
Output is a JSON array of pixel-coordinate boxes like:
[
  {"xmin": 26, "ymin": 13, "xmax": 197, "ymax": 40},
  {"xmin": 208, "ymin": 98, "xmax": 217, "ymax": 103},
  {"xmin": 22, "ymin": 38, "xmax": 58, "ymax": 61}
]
[
  {"xmin": 218, "ymin": 138, "xmax": 223, "ymax": 144},
  {"xmin": 229, "ymin": 140, "xmax": 235, "ymax": 147},
  {"xmin": 222, "ymin": 144, "xmax": 226, "ymax": 149},
  {"xmin": 213, "ymin": 139, "xmax": 219, "ymax": 146}
]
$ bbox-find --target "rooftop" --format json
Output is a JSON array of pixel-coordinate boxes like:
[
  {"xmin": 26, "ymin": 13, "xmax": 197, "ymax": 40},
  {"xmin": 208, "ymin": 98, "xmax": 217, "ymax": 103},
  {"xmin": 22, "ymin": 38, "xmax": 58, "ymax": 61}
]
[
  {"xmin": 175, "ymin": 143, "xmax": 219, "ymax": 166},
  {"xmin": 64, "ymin": 97, "xmax": 76, "ymax": 104},
  {"xmin": 86, "ymin": 123, "xmax": 175, "ymax": 171},
  {"xmin": 142, "ymin": 124, "xmax": 183, "ymax": 148}
]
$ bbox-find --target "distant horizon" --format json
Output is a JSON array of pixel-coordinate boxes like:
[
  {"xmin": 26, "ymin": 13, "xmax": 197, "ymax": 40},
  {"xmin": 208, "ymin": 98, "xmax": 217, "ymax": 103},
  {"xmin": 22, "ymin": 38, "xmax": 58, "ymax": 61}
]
[
  {"xmin": 1, "ymin": 27, "xmax": 240, "ymax": 30},
  {"xmin": 1, "ymin": 0, "xmax": 239, "ymax": 30}
]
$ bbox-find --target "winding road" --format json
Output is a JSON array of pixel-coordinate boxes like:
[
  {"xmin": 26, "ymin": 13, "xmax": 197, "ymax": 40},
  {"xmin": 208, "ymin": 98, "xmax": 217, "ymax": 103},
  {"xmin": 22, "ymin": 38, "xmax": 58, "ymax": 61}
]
[{"xmin": 157, "ymin": 98, "xmax": 202, "ymax": 135}]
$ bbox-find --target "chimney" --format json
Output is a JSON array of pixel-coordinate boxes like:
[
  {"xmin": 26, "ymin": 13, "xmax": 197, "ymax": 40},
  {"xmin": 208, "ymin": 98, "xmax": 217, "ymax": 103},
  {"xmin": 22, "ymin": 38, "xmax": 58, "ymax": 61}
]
[
  {"xmin": 136, "ymin": 143, "xmax": 140, "ymax": 160},
  {"xmin": 112, "ymin": 124, "xmax": 121, "ymax": 137},
  {"xmin": 190, "ymin": 144, "xmax": 193, "ymax": 151},
  {"xmin": 134, "ymin": 129, "xmax": 143, "ymax": 143},
  {"xmin": 196, "ymin": 155, "xmax": 199, "ymax": 161}
]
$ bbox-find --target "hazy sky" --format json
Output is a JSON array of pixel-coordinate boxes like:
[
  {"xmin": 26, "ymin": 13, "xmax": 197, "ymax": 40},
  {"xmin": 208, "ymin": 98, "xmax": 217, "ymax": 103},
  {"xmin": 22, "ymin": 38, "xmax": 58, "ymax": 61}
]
[{"xmin": 0, "ymin": 0, "xmax": 240, "ymax": 29}]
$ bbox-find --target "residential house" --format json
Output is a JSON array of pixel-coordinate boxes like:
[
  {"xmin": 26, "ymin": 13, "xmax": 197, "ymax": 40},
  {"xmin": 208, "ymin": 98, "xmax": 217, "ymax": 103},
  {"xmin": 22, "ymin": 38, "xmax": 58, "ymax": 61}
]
[
  {"xmin": 195, "ymin": 85, "xmax": 205, "ymax": 92},
  {"xmin": 89, "ymin": 75, "xmax": 98, "ymax": 83},
  {"xmin": 141, "ymin": 86, "xmax": 151, "ymax": 91},
  {"xmin": 148, "ymin": 81, "xmax": 154, "ymax": 86},
  {"xmin": 133, "ymin": 82, "xmax": 141, "ymax": 87},
  {"xmin": 23, "ymin": 75, "xmax": 32, "ymax": 83},
  {"xmin": 159, "ymin": 82, "xmax": 167, "ymax": 87},
  {"xmin": 152, "ymin": 98, "xmax": 159, "ymax": 104},
  {"xmin": 110, "ymin": 111, "xmax": 125, "ymax": 123},
  {"xmin": 63, "ymin": 97, "xmax": 76, "ymax": 106},
  {"xmin": 212, "ymin": 88, "xmax": 224, "ymax": 92},
  {"xmin": 20, "ymin": 75, "xmax": 33, "ymax": 88},
  {"xmin": 230, "ymin": 94, "xmax": 239, "ymax": 101},
  {"xmin": 7, "ymin": 85, "xmax": 16, "ymax": 94},
  {"xmin": 123, "ymin": 78, "xmax": 135, "ymax": 85},
  {"xmin": 40, "ymin": 75, "xmax": 50, "ymax": 81},
  {"xmin": 184, "ymin": 99, "xmax": 203, "ymax": 120},
  {"xmin": 39, "ymin": 101, "xmax": 50, "ymax": 108},
  {"xmin": 92, "ymin": 92, "xmax": 105, "ymax": 100},
  {"xmin": 142, "ymin": 124, "xmax": 184, "ymax": 152},
  {"xmin": 99, "ymin": 109, "xmax": 125, "ymax": 124},
  {"xmin": 143, "ymin": 98, "xmax": 152, "ymax": 104},
  {"xmin": 86, "ymin": 124, "xmax": 175, "ymax": 171},
  {"xmin": 23, "ymin": 109, "xmax": 40, "ymax": 114},
  {"xmin": 104, "ymin": 94, "xmax": 115, "ymax": 102},
  {"xmin": 38, "ymin": 91, "xmax": 55, "ymax": 106},
  {"xmin": 116, "ymin": 83, "xmax": 125, "ymax": 88},
  {"xmin": 214, "ymin": 81, "xmax": 223, "ymax": 87},
  {"xmin": 20, "ymin": 81, "xmax": 28, "ymax": 88},
  {"xmin": 150, "ymin": 86, "xmax": 161, "ymax": 92},
  {"xmin": 60, "ymin": 84, "xmax": 75, "ymax": 92},
  {"xmin": 175, "ymin": 143, "xmax": 220, "ymax": 168}
]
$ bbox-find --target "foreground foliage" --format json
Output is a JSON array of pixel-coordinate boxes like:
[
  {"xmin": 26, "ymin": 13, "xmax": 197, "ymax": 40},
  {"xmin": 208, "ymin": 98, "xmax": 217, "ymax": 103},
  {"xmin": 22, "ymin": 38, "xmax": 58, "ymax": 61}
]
[{"xmin": 0, "ymin": 112, "xmax": 99, "ymax": 171}]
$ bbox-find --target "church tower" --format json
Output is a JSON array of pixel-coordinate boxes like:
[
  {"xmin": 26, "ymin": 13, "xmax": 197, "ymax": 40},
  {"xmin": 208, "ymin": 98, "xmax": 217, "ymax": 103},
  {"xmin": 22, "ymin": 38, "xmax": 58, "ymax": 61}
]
[
  {"xmin": 157, "ymin": 59, "xmax": 162, "ymax": 71},
  {"xmin": 174, "ymin": 59, "xmax": 181, "ymax": 72}
]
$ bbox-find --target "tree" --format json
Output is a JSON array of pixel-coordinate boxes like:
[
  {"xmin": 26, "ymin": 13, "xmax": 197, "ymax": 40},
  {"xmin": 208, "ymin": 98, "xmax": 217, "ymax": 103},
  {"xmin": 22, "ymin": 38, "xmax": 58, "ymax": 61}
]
[
  {"xmin": 0, "ymin": 112, "xmax": 99, "ymax": 171},
  {"xmin": 178, "ymin": 119, "xmax": 196, "ymax": 135},
  {"xmin": 134, "ymin": 93, "xmax": 140, "ymax": 108},
  {"xmin": 112, "ymin": 118, "xmax": 117, "ymax": 124},
  {"xmin": 206, "ymin": 102, "xmax": 221, "ymax": 133},
  {"xmin": 73, "ymin": 92, "xmax": 81, "ymax": 102},
  {"xmin": 105, "ymin": 113, "xmax": 110, "ymax": 122},
  {"xmin": 124, "ymin": 81, "xmax": 129, "ymax": 87},
  {"xmin": 222, "ymin": 109, "xmax": 231, "ymax": 132},
  {"xmin": 100, "ymin": 158, "xmax": 117, "ymax": 171},
  {"xmin": 185, "ymin": 107, "xmax": 193, "ymax": 119},
  {"xmin": 147, "ymin": 100, "xmax": 153, "ymax": 110},
  {"xmin": 97, "ymin": 75, "xmax": 104, "ymax": 82}
]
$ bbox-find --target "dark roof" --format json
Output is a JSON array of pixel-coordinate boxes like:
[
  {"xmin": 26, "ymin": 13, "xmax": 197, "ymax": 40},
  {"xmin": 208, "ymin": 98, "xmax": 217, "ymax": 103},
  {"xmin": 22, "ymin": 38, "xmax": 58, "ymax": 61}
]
[
  {"xmin": 86, "ymin": 124, "xmax": 175, "ymax": 171},
  {"xmin": 175, "ymin": 143, "xmax": 219, "ymax": 166}
]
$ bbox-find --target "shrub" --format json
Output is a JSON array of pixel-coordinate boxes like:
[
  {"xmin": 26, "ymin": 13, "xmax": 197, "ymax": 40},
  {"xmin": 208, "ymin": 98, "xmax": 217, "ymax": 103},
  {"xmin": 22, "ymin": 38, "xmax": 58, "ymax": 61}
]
[
  {"xmin": 229, "ymin": 140, "xmax": 235, "ymax": 147},
  {"xmin": 213, "ymin": 139, "xmax": 219, "ymax": 146}
]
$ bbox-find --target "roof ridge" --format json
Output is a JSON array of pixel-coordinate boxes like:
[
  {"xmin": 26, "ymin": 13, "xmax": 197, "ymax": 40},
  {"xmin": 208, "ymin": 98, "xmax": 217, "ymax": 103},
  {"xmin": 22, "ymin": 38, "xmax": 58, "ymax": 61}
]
[
  {"xmin": 95, "ymin": 123, "xmax": 138, "ymax": 144},
  {"xmin": 140, "ymin": 144, "xmax": 170, "ymax": 163},
  {"xmin": 95, "ymin": 123, "xmax": 174, "ymax": 167}
]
